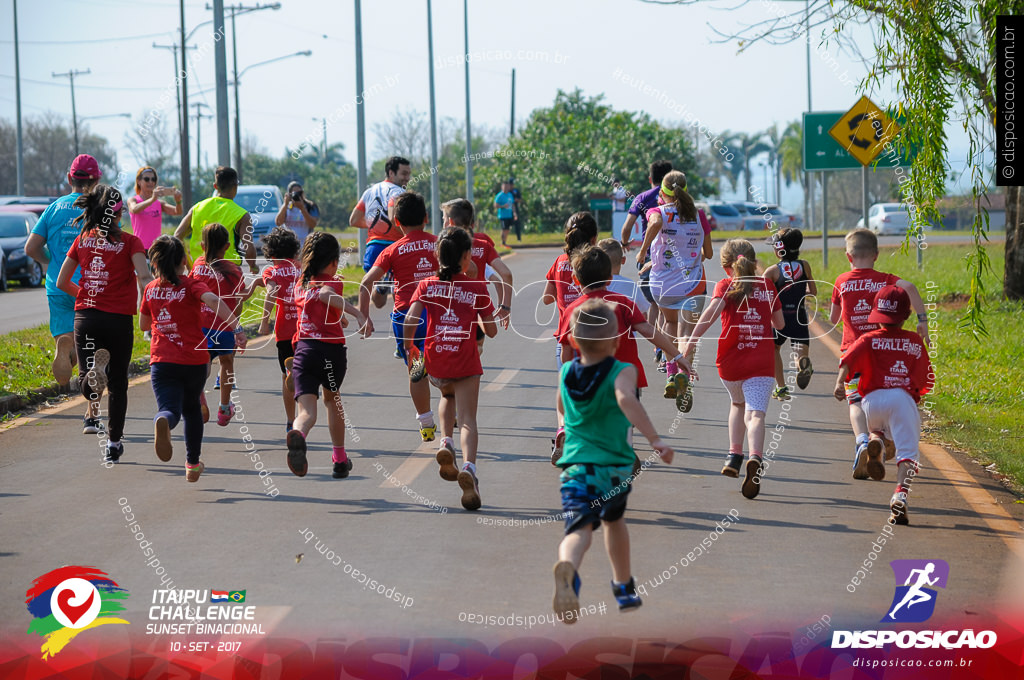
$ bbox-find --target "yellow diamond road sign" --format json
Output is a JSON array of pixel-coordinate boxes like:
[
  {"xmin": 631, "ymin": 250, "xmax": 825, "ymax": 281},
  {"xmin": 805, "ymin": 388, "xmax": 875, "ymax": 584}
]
[{"xmin": 828, "ymin": 95, "xmax": 902, "ymax": 166}]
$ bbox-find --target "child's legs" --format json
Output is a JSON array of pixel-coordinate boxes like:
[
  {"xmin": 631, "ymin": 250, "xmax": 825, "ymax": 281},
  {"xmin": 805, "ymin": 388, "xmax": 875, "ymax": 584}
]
[
  {"xmin": 181, "ymin": 364, "xmax": 207, "ymax": 464},
  {"xmin": 294, "ymin": 394, "xmax": 319, "ymax": 434},
  {"xmin": 282, "ymin": 374, "xmax": 296, "ymax": 423},
  {"xmin": 863, "ymin": 389, "xmax": 921, "ymax": 482},
  {"xmin": 661, "ymin": 307, "xmax": 679, "ymax": 375},
  {"xmin": 151, "ymin": 363, "xmax": 185, "ymax": 429},
  {"xmin": 219, "ymin": 353, "xmax": 235, "ymax": 405},
  {"xmin": 740, "ymin": 377, "xmax": 774, "ymax": 455},
  {"xmin": 322, "ymin": 388, "xmax": 346, "ymax": 447},
  {"xmin": 452, "ymin": 376, "xmax": 481, "ymax": 465},
  {"xmin": 721, "ymin": 379, "xmax": 747, "ymax": 452},
  {"xmin": 438, "ymin": 383, "xmax": 456, "ymax": 439},
  {"xmin": 557, "ymin": 525, "xmax": 593, "ymax": 568},
  {"xmin": 845, "ymin": 374, "xmax": 868, "ymax": 440},
  {"xmin": 602, "ymin": 517, "xmax": 632, "ymax": 583},
  {"xmin": 85, "ymin": 313, "xmax": 133, "ymax": 441},
  {"xmin": 410, "ymin": 378, "xmax": 431, "ymax": 417},
  {"xmin": 678, "ymin": 296, "xmax": 704, "ymax": 358}
]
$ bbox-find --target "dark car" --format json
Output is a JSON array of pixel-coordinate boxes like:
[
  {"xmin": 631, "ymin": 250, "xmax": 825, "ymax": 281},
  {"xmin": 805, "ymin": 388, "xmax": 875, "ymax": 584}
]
[{"xmin": 0, "ymin": 211, "xmax": 44, "ymax": 288}]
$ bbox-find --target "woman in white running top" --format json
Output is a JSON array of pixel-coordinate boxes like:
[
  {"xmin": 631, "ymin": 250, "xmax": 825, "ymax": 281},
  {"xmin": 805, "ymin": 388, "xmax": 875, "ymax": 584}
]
[{"xmin": 636, "ymin": 170, "xmax": 712, "ymax": 412}]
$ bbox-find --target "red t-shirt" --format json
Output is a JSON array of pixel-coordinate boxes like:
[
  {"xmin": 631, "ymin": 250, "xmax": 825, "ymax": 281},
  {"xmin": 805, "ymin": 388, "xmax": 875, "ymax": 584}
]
[
  {"xmin": 140, "ymin": 276, "xmax": 215, "ymax": 366},
  {"xmin": 191, "ymin": 256, "xmax": 244, "ymax": 332},
  {"xmin": 373, "ymin": 230, "xmax": 438, "ymax": 311},
  {"xmin": 714, "ymin": 277, "xmax": 779, "ymax": 381},
  {"xmin": 470, "ymin": 234, "xmax": 500, "ymax": 282},
  {"xmin": 840, "ymin": 328, "xmax": 933, "ymax": 402},
  {"xmin": 293, "ymin": 276, "xmax": 348, "ymax": 344},
  {"xmin": 545, "ymin": 253, "xmax": 582, "ymax": 335},
  {"xmin": 555, "ymin": 289, "xmax": 648, "ymax": 389},
  {"xmin": 261, "ymin": 259, "xmax": 301, "ymax": 342},
  {"xmin": 410, "ymin": 275, "xmax": 495, "ymax": 379},
  {"xmin": 831, "ymin": 269, "xmax": 901, "ymax": 351},
  {"xmin": 68, "ymin": 231, "xmax": 146, "ymax": 315}
]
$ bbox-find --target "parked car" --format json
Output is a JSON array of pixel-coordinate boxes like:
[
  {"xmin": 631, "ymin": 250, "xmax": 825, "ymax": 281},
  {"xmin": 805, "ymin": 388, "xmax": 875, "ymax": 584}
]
[
  {"xmin": 855, "ymin": 203, "xmax": 913, "ymax": 235},
  {"xmin": 701, "ymin": 202, "xmax": 745, "ymax": 231},
  {"xmin": 0, "ymin": 211, "xmax": 43, "ymax": 288},
  {"xmin": 233, "ymin": 185, "xmax": 284, "ymax": 241},
  {"xmin": 0, "ymin": 196, "xmax": 58, "ymax": 206},
  {"xmin": 737, "ymin": 202, "xmax": 803, "ymax": 231}
]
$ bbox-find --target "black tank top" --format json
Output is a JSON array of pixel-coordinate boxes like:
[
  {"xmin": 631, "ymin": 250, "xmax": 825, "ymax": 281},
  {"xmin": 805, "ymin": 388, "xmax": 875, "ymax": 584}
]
[{"xmin": 774, "ymin": 260, "xmax": 808, "ymax": 313}]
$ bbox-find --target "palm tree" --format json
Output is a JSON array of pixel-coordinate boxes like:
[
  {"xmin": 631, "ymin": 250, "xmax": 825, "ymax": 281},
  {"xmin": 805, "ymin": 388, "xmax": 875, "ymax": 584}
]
[
  {"xmin": 778, "ymin": 121, "xmax": 803, "ymax": 187},
  {"xmin": 765, "ymin": 122, "xmax": 801, "ymax": 204},
  {"xmin": 724, "ymin": 131, "xmax": 771, "ymax": 199}
]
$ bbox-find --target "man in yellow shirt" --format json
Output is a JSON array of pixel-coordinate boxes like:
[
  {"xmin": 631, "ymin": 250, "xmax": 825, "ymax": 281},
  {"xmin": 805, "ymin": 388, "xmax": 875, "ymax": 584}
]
[{"xmin": 175, "ymin": 166, "xmax": 257, "ymax": 273}]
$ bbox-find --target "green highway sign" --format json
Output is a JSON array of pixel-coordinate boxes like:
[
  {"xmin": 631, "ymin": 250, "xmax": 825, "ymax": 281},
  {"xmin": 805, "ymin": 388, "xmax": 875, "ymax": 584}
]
[
  {"xmin": 804, "ymin": 110, "xmax": 915, "ymax": 172},
  {"xmin": 589, "ymin": 198, "xmax": 613, "ymax": 211}
]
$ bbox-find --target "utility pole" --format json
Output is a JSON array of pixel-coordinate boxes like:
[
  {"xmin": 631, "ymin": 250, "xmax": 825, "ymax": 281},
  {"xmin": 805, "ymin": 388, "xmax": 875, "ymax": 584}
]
[
  {"xmin": 426, "ymin": 0, "xmax": 441, "ymax": 233},
  {"xmin": 212, "ymin": 0, "xmax": 230, "ymax": 166},
  {"xmin": 231, "ymin": 9, "xmax": 242, "ymax": 177},
  {"xmin": 52, "ymin": 69, "xmax": 90, "ymax": 155},
  {"xmin": 192, "ymin": 102, "xmax": 213, "ymax": 181},
  {"xmin": 13, "ymin": 0, "xmax": 24, "ymax": 195},
  {"xmin": 354, "ymin": 0, "xmax": 367, "ymax": 264},
  {"xmin": 509, "ymin": 68, "xmax": 516, "ymax": 137},
  {"xmin": 180, "ymin": 0, "xmax": 193, "ymax": 209},
  {"xmin": 321, "ymin": 118, "xmax": 327, "ymax": 162},
  {"xmin": 463, "ymin": 0, "xmax": 472, "ymax": 202}
]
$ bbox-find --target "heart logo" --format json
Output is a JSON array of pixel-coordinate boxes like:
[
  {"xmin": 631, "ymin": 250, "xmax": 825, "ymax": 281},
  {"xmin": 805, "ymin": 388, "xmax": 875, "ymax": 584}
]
[{"xmin": 56, "ymin": 588, "xmax": 95, "ymax": 626}]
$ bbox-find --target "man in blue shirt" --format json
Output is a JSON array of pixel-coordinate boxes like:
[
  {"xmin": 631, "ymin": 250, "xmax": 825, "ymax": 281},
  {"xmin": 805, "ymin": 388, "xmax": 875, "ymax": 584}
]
[
  {"xmin": 25, "ymin": 154, "xmax": 104, "ymax": 434},
  {"xmin": 493, "ymin": 180, "xmax": 517, "ymax": 247}
]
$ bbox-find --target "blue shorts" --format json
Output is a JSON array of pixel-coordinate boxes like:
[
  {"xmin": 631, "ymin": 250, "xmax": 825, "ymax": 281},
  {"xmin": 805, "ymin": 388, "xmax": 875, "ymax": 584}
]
[
  {"xmin": 202, "ymin": 328, "xmax": 236, "ymax": 359},
  {"xmin": 391, "ymin": 308, "xmax": 427, "ymax": 361},
  {"xmin": 559, "ymin": 462, "xmax": 634, "ymax": 534},
  {"xmin": 364, "ymin": 240, "xmax": 391, "ymax": 272},
  {"xmin": 47, "ymin": 292, "xmax": 76, "ymax": 338}
]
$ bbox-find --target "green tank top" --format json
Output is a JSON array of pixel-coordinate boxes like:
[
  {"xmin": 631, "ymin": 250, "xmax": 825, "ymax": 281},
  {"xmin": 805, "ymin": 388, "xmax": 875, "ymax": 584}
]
[
  {"xmin": 559, "ymin": 359, "xmax": 635, "ymax": 467},
  {"xmin": 188, "ymin": 196, "xmax": 249, "ymax": 264}
]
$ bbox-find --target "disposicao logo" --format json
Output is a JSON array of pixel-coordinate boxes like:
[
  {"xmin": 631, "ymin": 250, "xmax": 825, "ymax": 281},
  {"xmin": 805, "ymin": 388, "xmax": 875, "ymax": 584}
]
[{"xmin": 25, "ymin": 566, "xmax": 129, "ymax": 659}]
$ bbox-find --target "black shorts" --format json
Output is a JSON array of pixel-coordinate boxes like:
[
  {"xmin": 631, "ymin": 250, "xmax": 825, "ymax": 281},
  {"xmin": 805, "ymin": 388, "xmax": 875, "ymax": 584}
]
[
  {"xmin": 499, "ymin": 217, "xmax": 514, "ymax": 230},
  {"xmin": 292, "ymin": 340, "xmax": 347, "ymax": 398},
  {"xmin": 774, "ymin": 306, "xmax": 810, "ymax": 347},
  {"xmin": 476, "ymin": 324, "xmax": 485, "ymax": 341},
  {"xmin": 276, "ymin": 339, "xmax": 295, "ymax": 373}
]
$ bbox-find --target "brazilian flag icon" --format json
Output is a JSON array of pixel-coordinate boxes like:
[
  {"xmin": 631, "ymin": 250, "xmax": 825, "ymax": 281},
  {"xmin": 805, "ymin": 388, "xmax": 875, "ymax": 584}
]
[{"xmin": 228, "ymin": 590, "xmax": 246, "ymax": 602}]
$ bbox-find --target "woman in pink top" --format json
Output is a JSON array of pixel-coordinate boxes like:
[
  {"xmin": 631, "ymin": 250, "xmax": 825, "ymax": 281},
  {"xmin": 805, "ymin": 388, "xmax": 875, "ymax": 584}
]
[{"xmin": 127, "ymin": 166, "xmax": 182, "ymax": 250}]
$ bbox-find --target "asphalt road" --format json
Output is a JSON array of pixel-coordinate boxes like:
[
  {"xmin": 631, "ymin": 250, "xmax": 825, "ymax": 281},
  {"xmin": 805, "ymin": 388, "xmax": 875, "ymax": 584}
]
[
  {"xmin": 1, "ymin": 246, "xmax": 1020, "ymax": 648},
  {"xmin": 0, "ymin": 234, "xmax": 1002, "ymax": 335}
]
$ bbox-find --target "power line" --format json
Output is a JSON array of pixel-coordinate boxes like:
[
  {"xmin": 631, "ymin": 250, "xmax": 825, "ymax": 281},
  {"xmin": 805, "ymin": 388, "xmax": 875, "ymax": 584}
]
[
  {"xmin": 0, "ymin": 74, "xmax": 166, "ymax": 92},
  {"xmin": 0, "ymin": 31, "xmax": 175, "ymax": 45}
]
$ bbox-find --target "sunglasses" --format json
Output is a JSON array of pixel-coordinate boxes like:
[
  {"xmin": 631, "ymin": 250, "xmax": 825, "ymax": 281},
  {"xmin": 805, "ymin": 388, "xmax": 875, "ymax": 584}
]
[{"xmin": 141, "ymin": 176, "xmax": 157, "ymax": 182}]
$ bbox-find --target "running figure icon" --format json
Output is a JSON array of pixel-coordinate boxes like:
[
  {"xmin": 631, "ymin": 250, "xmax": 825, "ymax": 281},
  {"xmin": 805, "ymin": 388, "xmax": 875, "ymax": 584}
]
[{"xmin": 886, "ymin": 562, "xmax": 940, "ymax": 621}]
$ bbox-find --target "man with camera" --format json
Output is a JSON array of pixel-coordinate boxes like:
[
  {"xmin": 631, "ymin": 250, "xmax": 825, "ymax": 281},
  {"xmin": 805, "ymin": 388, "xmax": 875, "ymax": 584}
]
[{"xmin": 275, "ymin": 181, "xmax": 320, "ymax": 244}]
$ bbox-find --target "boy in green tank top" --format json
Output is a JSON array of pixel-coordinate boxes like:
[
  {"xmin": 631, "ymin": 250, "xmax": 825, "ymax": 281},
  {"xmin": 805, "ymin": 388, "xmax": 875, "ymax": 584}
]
[{"xmin": 553, "ymin": 299, "xmax": 678, "ymax": 621}]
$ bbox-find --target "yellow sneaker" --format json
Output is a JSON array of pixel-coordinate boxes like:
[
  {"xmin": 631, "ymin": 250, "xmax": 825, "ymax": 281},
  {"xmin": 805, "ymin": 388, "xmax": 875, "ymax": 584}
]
[{"xmin": 420, "ymin": 424, "xmax": 436, "ymax": 442}]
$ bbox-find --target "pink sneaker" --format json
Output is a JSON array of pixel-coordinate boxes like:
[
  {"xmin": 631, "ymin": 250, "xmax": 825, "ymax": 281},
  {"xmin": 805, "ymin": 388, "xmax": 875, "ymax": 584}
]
[{"xmin": 217, "ymin": 403, "xmax": 235, "ymax": 426}]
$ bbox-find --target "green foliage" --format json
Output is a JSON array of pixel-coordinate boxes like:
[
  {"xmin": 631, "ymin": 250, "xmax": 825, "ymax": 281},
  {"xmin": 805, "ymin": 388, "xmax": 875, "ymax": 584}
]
[
  {"xmin": 471, "ymin": 89, "xmax": 709, "ymax": 233},
  {"xmin": 242, "ymin": 151, "xmax": 358, "ymax": 231}
]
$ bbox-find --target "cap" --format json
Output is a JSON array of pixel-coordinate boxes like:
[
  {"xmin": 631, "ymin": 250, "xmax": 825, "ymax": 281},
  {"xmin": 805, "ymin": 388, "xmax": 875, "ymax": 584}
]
[
  {"xmin": 506, "ymin": 177, "xmax": 515, "ymax": 184},
  {"xmin": 868, "ymin": 284, "xmax": 911, "ymax": 324},
  {"xmin": 68, "ymin": 154, "xmax": 101, "ymax": 180}
]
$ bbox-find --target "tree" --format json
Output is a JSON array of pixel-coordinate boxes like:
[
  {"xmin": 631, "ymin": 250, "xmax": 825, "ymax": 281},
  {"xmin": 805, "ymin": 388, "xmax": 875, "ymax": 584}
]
[
  {"xmin": 723, "ymin": 131, "xmax": 770, "ymax": 200},
  {"xmin": 778, "ymin": 121, "xmax": 804, "ymax": 188},
  {"xmin": 124, "ymin": 111, "xmax": 178, "ymax": 186}
]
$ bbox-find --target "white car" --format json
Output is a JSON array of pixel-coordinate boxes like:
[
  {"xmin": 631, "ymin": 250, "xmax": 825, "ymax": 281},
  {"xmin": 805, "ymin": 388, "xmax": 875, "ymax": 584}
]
[
  {"xmin": 234, "ymin": 185, "xmax": 284, "ymax": 241},
  {"xmin": 856, "ymin": 203, "xmax": 913, "ymax": 235}
]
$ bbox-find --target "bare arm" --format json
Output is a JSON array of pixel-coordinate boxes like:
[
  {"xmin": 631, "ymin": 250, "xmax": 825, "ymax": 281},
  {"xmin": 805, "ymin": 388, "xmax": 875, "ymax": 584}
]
[
  {"xmin": 25, "ymin": 233, "xmax": 49, "ymax": 269},
  {"xmin": 275, "ymin": 201, "xmax": 288, "ymax": 227},
  {"xmin": 133, "ymin": 252, "xmax": 154, "ymax": 306},
  {"xmin": 479, "ymin": 312, "xmax": 498, "ymax": 338},
  {"xmin": 140, "ymin": 312, "xmax": 152, "ymax": 332},
  {"xmin": 895, "ymin": 279, "xmax": 930, "ymax": 344},
  {"xmin": 834, "ymin": 363, "xmax": 851, "ymax": 400},
  {"xmin": 542, "ymin": 280, "xmax": 556, "ymax": 306},
  {"xmin": 613, "ymin": 365, "xmax": 673, "ymax": 463},
  {"xmin": 296, "ymin": 200, "xmax": 318, "ymax": 228},
  {"xmin": 619, "ymin": 213, "xmax": 638, "ymax": 251},
  {"xmin": 349, "ymin": 206, "xmax": 368, "ymax": 230},
  {"xmin": 165, "ymin": 188, "xmax": 183, "ymax": 216},
  {"xmin": 56, "ymin": 256, "xmax": 80, "ymax": 298},
  {"xmin": 258, "ymin": 280, "xmax": 277, "ymax": 335},
  {"xmin": 702, "ymin": 230, "xmax": 713, "ymax": 260},
  {"xmin": 128, "ymin": 194, "xmax": 158, "ymax": 214},
  {"xmin": 235, "ymin": 214, "xmax": 258, "ymax": 274},
  {"xmin": 489, "ymin": 257, "xmax": 514, "ymax": 326},
  {"xmin": 174, "ymin": 208, "xmax": 193, "ymax": 242},
  {"xmin": 829, "ymin": 302, "xmax": 842, "ymax": 325},
  {"xmin": 771, "ymin": 308, "xmax": 785, "ymax": 330},
  {"xmin": 636, "ymin": 212, "xmax": 662, "ymax": 266},
  {"xmin": 358, "ymin": 266, "xmax": 386, "ymax": 336}
]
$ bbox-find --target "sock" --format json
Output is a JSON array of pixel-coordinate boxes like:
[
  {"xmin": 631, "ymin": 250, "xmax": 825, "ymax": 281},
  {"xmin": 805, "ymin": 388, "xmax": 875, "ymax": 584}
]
[
  {"xmin": 666, "ymin": 361, "xmax": 678, "ymax": 376},
  {"xmin": 440, "ymin": 437, "xmax": 454, "ymax": 450},
  {"xmin": 332, "ymin": 446, "xmax": 348, "ymax": 464},
  {"xmin": 895, "ymin": 484, "xmax": 907, "ymax": 494},
  {"xmin": 463, "ymin": 461, "xmax": 476, "ymax": 475},
  {"xmin": 856, "ymin": 433, "xmax": 869, "ymax": 447},
  {"xmin": 107, "ymin": 439, "xmax": 121, "ymax": 447},
  {"xmin": 751, "ymin": 451, "xmax": 763, "ymax": 460},
  {"xmin": 729, "ymin": 445, "xmax": 742, "ymax": 455},
  {"xmin": 416, "ymin": 411, "xmax": 434, "ymax": 428},
  {"xmin": 220, "ymin": 403, "xmax": 230, "ymax": 411}
]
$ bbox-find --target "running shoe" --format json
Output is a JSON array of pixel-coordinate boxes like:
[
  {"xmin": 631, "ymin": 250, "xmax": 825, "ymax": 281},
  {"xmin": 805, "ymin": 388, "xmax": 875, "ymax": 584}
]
[
  {"xmin": 408, "ymin": 346, "xmax": 427, "ymax": 383},
  {"xmin": 104, "ymin": 440, "xmax": 124, "ymax": 464},
  {"xmin": 741, "ymin": 456, "xmax": 762, "ymax": 499},
  {"xmin": 865, "ymin": 435, "xmax": 886, "ymax": 481},
  {"xmin": 772, "ymin": 385, "xmax": 792, "ymax": 401},
  {"xmin": 796, "ymin": 356, "xmax": 814, "ymax": 390},
  {"xmin": 214, "ymin": 375, "xmax": 220, "ymax": 389},
  {"xmin": 332, "ymin": 460, "xmax": 353, "ymax": 479},
  {"xmin": 200, "ymin": 392, "xmax": 210, "ymax": 424},
  {"xmin": 663, "ymin": 376, "xmax": 678, "ymax": 399},
  {"xmin": 283, "ymin": 357, "xmax": 294, "ymax": 393},
  {"xmin": 217, "ymin": 403, "xmax": 235, "ymax": 427},
  {"xmin": 889, "ymin": 490, "xmax": 909, "ymax": 526},
  {"xmin": 86, "ymin": 349, "xmax": 110, "ymax": 400},
  {"xmin": 82, "ymin": 417, "xmax": 103, "ymax": 435},
  {"xmin": 419, "ymin": 423, "xmax": 436, "ymax": 442},
  {"xmin": 852, "ymin": 442, "xmax": 870, "ymax": 480},
  {"xmin": 611, "ymin": 577, "xmax": 643, "ymax": 611},
  {"xmin": 552, "ymin": 561, "xmax": 581, "ymax": 625},
  {"xmin": 186, "ymin": 461, "xmax": 204, "ymax": 483},
  {"xmin": 550, "ymin": 427, "xmax": 565, "ymax": 466},
  {"xmin": 674, "ymin": 374, "xmax": 693, "ymax": 413},
  {"xmin": 656, "ymin": 360, "xmax": 667, "ymax": 373},
  {"xmin": 53, "ymin": 334, "xmax": 74, "ymax": 387},
  {"xmin": 436, "ymin": 439, "xmax": 458, "ymax": 481},
  {"xmin": 876, "ymin": 431, "xmax": 896, "ymax": 461},
  {"xmin": 154, "ymin": 415, "xmax": 173, "ymax": 462},
  {"xmin": 721, "ymin": 454, "xmax": 744, "ymax": 478},
  {"xmin": 457, "ymin": 466, "xmax": 481, "ymax": 511},
  {"xmin": 286, "ymin": 430, "xmax": 308, "ymax": 477}
]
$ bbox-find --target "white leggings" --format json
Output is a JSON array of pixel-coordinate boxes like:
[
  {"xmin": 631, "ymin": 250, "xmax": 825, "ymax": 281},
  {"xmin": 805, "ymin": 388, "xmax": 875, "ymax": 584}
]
[
  {"xmin": 862, "ymin": 388, "xmax": 921, "ymax": 463},
  {"xmin": 720, "ymin": 376, "xmax": 775, "ymax": 413}
]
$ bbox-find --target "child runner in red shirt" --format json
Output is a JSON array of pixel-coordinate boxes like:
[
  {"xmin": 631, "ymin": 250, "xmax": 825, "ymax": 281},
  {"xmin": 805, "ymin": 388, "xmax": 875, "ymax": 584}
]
[
  {"xmin": 190, "ymin": 223, "xmax": 260, "ymax": 426},
  {"xmin": 141, "ymin": 236, "xmax": 247, "ymax": 482},
  {"xmin": 359, "ymin": 192, "xmax": 439, "ymax": 443},
  {"xmin": 543, "ymin": 212, "xmax": 598, "ymax": 368},
  {"xmin": 829, "ymin": 229, "xmax": 929, "ymax": 480},
  {"xmin": 287, "ymin": 232, "xmax": 367, "ymax": 479},
  {"xmin": 258, "ymin": 227, "xmax": 302, "ymax": 433},
  {"xmin": 683, "ymin": 239, "xmax": 784, "ymax": 500},
  {"xmin": 552, "ymin": 245, "xmax": 694, "ymax": 466},
  {"xmin": 835, "ymin": 284, "xmax": 934, "ymax": 524},
  {"xmin": 405, "ymin": 227, "xmax": 497, "ymax": 511}
]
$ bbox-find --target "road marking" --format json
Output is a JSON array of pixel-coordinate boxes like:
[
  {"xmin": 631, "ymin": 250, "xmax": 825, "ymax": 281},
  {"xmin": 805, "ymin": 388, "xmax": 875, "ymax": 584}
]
[
  {"xmin": 809, "ymin": 319, "xmax": 1024, "ymax": 554},
  {"xmin": 484, "ymin": 368, "xmax": 519, "ymax": 392},
  {"xmin": 378, "ymin": 442, "xmax": 433, "ymax": 488}
]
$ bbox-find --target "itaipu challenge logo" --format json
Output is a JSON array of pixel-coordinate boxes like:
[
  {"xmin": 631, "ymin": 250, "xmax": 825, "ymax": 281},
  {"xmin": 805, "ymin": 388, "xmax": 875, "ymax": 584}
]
[{"xmin": 25, "ymin": 566, "xmax": 129, "ymax": 659}]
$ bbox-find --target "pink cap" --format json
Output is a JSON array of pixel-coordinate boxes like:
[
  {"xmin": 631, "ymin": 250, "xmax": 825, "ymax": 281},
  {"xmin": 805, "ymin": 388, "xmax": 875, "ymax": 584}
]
[{"xmin": 68, "ymin": 154, "xmax": 101, "ymax": 180}]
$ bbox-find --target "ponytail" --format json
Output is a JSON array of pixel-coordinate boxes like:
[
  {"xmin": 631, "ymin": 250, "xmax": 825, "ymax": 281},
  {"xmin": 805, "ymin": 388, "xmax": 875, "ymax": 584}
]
[
  {"xmin": 299, "ymin": 231, "xmax": 341, "ymax": 289},
  {"xmin": 660, "ymin": 170, "xmax": 698, "ymax": 223},
  {"xmin": 720, "ymin": 238, "xmax": 758, "ymax": 303},
  {"xmin": 563, "ymin": 212, "xmax": 598, "ymax": 255},
  {"xmin": 72, "ymin": 184, "xmax": 125, "ymax": 242},
  {"xmin": 436, "ymin": 226, "xmax": 471, "ymax": 281},
  {"xmin": 201, "ymin": 223, "xmax": 231, "ymax": 276},
  {"xmin": 148, "ymin": 235, "xmax": 185, "ymax": 286}
]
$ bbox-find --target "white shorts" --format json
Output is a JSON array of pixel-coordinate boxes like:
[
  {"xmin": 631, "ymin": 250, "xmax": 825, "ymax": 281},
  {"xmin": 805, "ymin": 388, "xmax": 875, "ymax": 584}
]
[
  {"xmin": 862, "ymin": 388, "xmax": 921, "ymax": 463},
  {"xmin": 720, "ymin": 375, "xmax": 775, "ymax": 413}
]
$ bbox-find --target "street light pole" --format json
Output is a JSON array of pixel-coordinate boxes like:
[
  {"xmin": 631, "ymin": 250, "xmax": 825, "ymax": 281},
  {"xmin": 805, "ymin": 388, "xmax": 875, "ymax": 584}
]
[
  {"xmin": 52, "ymin": 69, "xmax": 90, "ymax": 155},
  {"xmin": 231, "ymin": 10, "xmax": 242, "ymax": 177},
  {"xmin": 354, "ymin": 0, "xmax": 367, "ymax": 263},
  {"xmin": 463, "ymin": 0, "xmax": 472, "ymax": 202},
  {"xmin": 232, "ymin": 51, "xmax": 311, "ymax": 172},
  {"xmin": 192, "ymin": 102, "xmax": 213, "ymax": 180},
  {"xmin": 213, "ymin": 0, "xmax": 231, "ymax": 166},
  {"xmin": 13, "ymin": 0, "xmax": 24, "ymax": 195},
  {"xmin": 180, "ymin": 0, "xmax": 193, "ymax": 209},
  {"xmin": 426, "ymin": 0, "xmax": 441, "ymax": 234}
]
